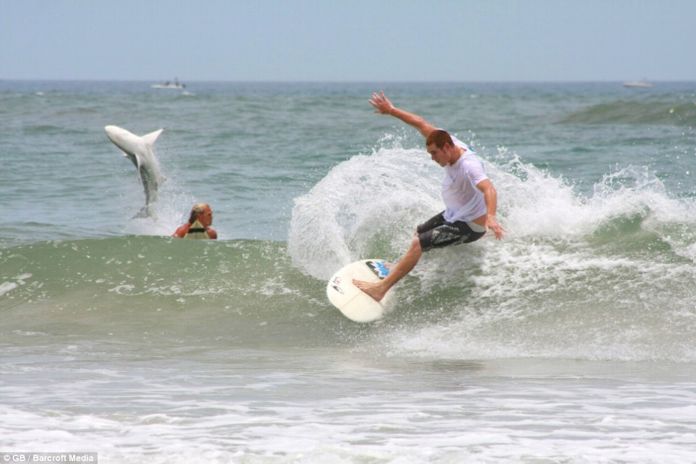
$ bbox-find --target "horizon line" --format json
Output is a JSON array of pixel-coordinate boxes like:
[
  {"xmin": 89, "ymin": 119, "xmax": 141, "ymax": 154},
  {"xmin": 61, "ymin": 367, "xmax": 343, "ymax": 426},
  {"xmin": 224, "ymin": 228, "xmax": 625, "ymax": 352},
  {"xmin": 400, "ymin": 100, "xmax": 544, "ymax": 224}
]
[{"xmin": 1, "ymin": 77, "xmax": 694, "ymax": 84}]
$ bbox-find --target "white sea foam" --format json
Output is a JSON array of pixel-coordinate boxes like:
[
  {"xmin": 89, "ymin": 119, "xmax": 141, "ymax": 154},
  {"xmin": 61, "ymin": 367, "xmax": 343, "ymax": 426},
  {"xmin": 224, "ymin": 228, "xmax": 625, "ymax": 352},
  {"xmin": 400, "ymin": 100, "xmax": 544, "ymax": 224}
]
[
  {"xmin": 0, "ymin": 273, "xmax": 33, "ymax": 297},
  {"xmin": 289, "ymin": 144, "xmax": 442, "ymax": 280},
  {"xmin": 122, "ymin": 180, "xmax": 197, "ymax": 238},
  {"xmin": 290, "ymin": 143, "xmax": 696, "ymax": 362},
  {"xmin": 0, "ymin": 281, "xmax": 19, "ymax": 296},
  {"xmin": 1, "ymin": 354, "xmax": 695, "ymax": 464}
]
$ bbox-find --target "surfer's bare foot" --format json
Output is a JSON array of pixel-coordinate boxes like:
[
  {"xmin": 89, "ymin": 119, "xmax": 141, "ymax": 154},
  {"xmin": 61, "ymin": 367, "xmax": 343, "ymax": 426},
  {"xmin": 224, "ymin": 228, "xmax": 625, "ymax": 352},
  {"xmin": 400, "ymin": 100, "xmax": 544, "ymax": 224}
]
[{"xmin": 353, "ymin": 279, "xmax": 388, "ymax": 302}]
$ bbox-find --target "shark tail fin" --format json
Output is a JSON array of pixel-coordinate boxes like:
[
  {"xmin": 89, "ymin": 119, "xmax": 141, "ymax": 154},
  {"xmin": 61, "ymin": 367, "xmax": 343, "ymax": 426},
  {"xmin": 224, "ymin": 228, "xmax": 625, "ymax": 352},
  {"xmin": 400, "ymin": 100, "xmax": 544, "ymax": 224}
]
[
  {"xmin": 133, "ymin": 204, "xmax": 156, "ymax": 219},
  {"xmin": 142, "ymin": 129, "xmax": 164, "ymax": 147}
]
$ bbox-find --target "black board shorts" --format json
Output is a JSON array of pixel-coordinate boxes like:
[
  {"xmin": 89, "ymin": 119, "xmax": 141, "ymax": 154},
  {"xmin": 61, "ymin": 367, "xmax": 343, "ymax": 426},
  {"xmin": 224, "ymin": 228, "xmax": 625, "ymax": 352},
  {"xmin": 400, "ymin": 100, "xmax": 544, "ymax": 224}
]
[{"xmin": 417, "ymin": 212, "xmax": 486, "ymax": 252}]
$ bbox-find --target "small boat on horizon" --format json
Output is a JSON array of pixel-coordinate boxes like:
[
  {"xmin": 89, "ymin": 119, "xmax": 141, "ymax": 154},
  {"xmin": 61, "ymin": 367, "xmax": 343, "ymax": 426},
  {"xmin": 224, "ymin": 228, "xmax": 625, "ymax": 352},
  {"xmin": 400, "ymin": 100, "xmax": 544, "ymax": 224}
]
[
  {"xmin": 623, "ymin": 80, "xmax": 654, "ymax": 89},
  {"xmin": 151, "ymin": 78, "xmax": 186, "ymax": 90}
]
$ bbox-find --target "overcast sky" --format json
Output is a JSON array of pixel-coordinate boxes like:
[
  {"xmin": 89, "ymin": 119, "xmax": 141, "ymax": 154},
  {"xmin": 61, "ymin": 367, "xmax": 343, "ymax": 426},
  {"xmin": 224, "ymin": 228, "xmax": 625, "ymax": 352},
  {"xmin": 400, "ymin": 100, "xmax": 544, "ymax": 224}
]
[{"xmin": 1, "ymin": 0, "xmax": 694, "ymax": 82}]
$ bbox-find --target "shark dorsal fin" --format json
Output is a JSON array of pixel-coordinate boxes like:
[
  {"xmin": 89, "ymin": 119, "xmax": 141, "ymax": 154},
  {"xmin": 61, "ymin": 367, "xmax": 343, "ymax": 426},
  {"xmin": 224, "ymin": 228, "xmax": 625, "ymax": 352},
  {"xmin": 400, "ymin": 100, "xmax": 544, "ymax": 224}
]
[{"xmin": 142, "ymin": 128, "xmax": 164, "ymax": 147}]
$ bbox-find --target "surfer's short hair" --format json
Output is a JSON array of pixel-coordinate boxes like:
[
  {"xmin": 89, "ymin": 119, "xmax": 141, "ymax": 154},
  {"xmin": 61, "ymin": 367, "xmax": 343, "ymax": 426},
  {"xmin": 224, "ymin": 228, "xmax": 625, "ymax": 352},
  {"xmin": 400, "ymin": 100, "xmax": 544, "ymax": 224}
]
[
  {"xmin": 426, "ymin": 129, "xmax": 454, "ymax": 149},
  {"xmin": 188, "ymin": 203, "xmax": 211, "ymax": 224}
]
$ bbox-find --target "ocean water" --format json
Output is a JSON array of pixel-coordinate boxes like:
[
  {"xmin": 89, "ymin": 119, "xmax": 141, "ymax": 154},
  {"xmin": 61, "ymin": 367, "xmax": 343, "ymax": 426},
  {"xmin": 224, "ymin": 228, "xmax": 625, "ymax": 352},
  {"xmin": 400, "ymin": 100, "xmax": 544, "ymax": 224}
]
[{"xmin": 1, "ymin": 80, "xmax": 696, "ymax": 463}]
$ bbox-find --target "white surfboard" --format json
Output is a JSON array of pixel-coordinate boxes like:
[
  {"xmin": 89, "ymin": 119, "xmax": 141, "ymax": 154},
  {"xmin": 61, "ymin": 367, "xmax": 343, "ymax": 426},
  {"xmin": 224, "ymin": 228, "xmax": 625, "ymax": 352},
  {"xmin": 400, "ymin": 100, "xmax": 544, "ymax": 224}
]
[{"xmin": 326, "ymin": 259, "xmax": 394, "ymax": 323}]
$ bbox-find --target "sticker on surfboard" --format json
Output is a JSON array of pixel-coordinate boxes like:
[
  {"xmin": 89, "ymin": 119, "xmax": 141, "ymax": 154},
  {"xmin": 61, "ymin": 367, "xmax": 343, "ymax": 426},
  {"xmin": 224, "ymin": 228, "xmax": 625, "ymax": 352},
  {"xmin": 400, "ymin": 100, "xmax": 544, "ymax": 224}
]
[{"xmin": 326, "ymin": 259, "xmax": 394, "ymax": 323}]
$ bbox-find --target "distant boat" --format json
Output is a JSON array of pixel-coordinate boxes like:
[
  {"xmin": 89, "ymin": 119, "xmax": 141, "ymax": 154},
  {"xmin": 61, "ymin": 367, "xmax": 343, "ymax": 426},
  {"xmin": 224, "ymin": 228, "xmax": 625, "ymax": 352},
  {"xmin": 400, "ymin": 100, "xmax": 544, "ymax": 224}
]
[
  {"xmin": 151, "ymin": 78, "xmax": 186, "ymax": 90},
  {"xmin": 623, "ymin": 80, "xmax": 653, "ymax": 89}
]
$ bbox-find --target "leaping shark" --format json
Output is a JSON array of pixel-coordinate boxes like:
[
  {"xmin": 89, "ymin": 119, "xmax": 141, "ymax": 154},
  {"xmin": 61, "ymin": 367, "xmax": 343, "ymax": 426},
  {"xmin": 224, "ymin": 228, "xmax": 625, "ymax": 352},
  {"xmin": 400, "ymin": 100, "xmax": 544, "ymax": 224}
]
[{"xmin": 105, "ymin": 125, "xmax": 165, "ymax": 218}]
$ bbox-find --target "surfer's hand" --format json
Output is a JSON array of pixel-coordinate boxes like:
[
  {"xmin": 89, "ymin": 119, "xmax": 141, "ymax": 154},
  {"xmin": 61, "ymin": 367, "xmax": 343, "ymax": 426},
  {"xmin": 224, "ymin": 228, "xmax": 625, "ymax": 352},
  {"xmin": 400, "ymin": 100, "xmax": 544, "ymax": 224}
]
[
  {"xmin": 369, "ymin": 91, "xmax": 395, "ymax": 115},
  {"xmin": 487, "ymin": 216, "xmax": 505, "ymax": 240}
]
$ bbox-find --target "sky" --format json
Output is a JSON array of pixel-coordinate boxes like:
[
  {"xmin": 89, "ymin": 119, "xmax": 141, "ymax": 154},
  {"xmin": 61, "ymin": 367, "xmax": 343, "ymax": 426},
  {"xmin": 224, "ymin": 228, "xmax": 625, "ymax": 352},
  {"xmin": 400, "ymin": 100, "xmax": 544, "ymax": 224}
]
[{"xmin": 1, "ymin": 0, "xmax": 695, "ymax": 82}]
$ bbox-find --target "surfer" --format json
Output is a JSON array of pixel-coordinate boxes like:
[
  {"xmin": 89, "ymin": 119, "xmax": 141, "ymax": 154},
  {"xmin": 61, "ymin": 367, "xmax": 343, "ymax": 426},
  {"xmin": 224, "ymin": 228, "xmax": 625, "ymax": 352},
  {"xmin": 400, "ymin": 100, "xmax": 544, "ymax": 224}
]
[
  {"xmin": 172, "ymin": 203, "xmax": 218, "ymax": 239},
  {"xmin": 353, "ymin": 92, "xmax": 504, "ymax": 302}
]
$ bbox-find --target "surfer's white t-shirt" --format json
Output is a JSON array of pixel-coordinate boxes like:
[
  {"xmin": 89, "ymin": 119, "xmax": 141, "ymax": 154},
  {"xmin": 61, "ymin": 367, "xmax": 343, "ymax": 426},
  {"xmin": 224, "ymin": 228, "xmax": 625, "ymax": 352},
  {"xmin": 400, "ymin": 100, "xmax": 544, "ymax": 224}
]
[{"xmin": 441, "ymin": 136, "xmax": 488, "ymax": 223}]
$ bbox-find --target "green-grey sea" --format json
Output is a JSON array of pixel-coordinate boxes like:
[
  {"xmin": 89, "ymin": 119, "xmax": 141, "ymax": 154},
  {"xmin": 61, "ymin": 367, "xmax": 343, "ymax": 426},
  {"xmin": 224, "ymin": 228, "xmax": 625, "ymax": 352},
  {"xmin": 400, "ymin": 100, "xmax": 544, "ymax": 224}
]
[{"xmin": 1, "ymin": 80, "xmax": 696, "ymax": 463}]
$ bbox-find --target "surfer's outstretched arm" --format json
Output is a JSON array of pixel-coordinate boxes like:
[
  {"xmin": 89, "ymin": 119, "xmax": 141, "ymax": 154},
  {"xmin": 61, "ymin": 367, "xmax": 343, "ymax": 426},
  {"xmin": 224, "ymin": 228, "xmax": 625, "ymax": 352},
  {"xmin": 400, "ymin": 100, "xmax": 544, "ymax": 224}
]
[{"xmin": 369, "ymin": 91, "xmax": 437, "ymax": 139}]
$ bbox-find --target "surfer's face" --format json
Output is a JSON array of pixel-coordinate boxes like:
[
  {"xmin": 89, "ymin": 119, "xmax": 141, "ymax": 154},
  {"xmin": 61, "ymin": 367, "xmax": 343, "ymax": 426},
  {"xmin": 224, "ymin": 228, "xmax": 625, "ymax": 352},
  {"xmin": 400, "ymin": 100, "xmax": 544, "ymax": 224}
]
[
  {"xmin": 427, "ymin": 143, "xmax": 452, "ymax": 166},
  {"xmin": 198, "ymin": 208, "xmax": 213, "ymax": 226}
]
